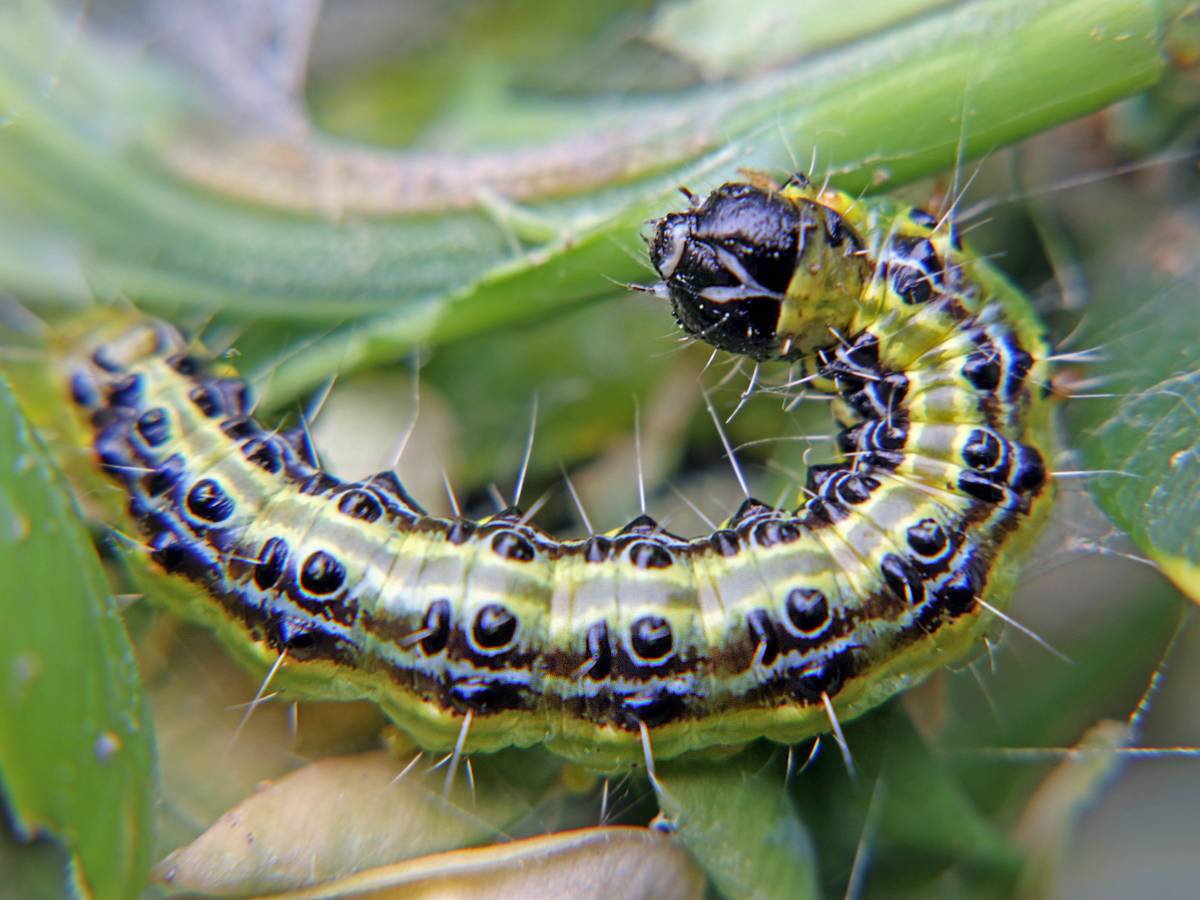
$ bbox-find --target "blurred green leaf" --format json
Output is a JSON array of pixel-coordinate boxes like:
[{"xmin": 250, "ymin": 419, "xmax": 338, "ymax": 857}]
[
  {"xmin": 1067, "ymin": 278, "xmax": 1200, "ymax": 601},
  {"xmin": 0, "ymin": 381, "xmax": 155, "ymax": 900}
]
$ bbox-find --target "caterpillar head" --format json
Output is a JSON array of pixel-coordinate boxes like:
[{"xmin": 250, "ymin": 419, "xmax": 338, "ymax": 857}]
[{"xmin": 649, "ymin": 178, "xmax": 871, "ymax": 360}]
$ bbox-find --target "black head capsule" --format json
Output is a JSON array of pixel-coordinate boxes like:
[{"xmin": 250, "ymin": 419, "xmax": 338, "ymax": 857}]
[{"xmin": 649, "ymin": 179, "xmax": 870, "ymax": 360}]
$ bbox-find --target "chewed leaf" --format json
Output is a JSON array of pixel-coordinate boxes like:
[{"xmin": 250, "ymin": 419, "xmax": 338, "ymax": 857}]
[
  {"xmin": 0, "ymin": 380, "xmax": 155, "ymax": 899},
  {"xmin": 266, "ymin": 826, "xmax": 705, "ymax": 900},
  {"xmin": 153, "ymin": 749, "xmax": 560, "ymax": 896}
]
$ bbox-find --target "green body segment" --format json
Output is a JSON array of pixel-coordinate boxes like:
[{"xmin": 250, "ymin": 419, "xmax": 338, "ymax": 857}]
[{"xmin": 32, "ymin": 177, "xmax": 1054, "ymax": 770}]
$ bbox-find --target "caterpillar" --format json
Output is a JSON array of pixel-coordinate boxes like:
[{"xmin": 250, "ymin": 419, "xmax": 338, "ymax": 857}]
[{"xmin": 59, "ymin": 172, "xmax": 1055, "ymax": 771}]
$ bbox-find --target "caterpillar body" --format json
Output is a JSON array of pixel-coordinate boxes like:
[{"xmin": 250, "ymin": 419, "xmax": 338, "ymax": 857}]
[{"xmin": 62, "ymin": 174, "xmax": 1054, "ymax": 770}]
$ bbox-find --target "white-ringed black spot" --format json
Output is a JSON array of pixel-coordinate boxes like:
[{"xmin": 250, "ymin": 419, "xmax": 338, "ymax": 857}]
[
  {"xmin": 166, "ymin": 353, "xmax": 202, "ymax": 376},
  {"xmin": 135, "ymin": 408, "xmax": 171, "ymax": 447},
  {"xmin": 906, "ymin": 518, "xmax": 947, "ymax": 558},
  {"xmin": 107, "ymin": 373, "xmax": 143, "ymax": 409},
  {"xmin": 419, "ymin": 599, "xmax": 451, "ymax": 655},
  {"xmin": 962, "ymin": 350, "xmax": 1001, "ymax": 392},
  {"xmin": 242, "ymin": 437, "xmax": 284, "ymax": 474},
  {"xmin": 784, "ymin": 588, "xmax": 830, "ymax": 636},
  {"xmin": 629, "ymin": 541, "xmax": 673, "ymax": 569},
  {"xmin": 962, "ymin": 429, "xmax": 1004, "ymax": 471},
  {"xmin": 338, "ymin": 489, "xmax": 383, "ymax": 523},
  {"xmin": 472, "ymin": 603, "xmax": 518, "ymax": 651},
  {"xmin": 630, "ymin": 615, "xmax": 673, "ymax": 662},
  {"xmin": 253, "ymin": 537, "xmax": 289, "ymax": 590},
  {"xmin": 186, "ymin": 479, "xmax": 235, "ymax": 523},
  {"xmin": 300, "ymin": 550, "xmax": 346, "ymax": 596},
  {"xmin": 492, "ymin": 531, "xmax": 535, "ymax": 562},
  {"xmin": 746, "ymin": 609, "xmax": 780, "ymax": 666},
  {"xmin": 189, "ymin": 385, "xmax": 223, "ymax": 418}
]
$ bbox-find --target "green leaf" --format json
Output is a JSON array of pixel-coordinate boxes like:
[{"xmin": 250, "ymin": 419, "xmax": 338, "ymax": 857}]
[
  {"xmin": 657, "ymin": 745, "xmax": 819, "ymax": 900},
  {"xmin": 1065, "ymin": 234, "xmax": 1200, "ymax": 601},
  {"xmin": 0, "ymin": 381, "xmax": 155, "ymax": 899}
]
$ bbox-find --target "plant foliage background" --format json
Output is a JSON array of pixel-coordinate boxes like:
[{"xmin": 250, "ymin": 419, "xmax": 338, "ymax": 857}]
[{"xmin": 0, "ymin": 1, "xmax": 1198, "ymax": 897}]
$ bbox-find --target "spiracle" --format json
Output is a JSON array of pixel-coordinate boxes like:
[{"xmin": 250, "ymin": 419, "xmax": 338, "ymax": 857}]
[{"xmin": 66, "ymin": 172, "xmax": 1054, "ymax": 769}]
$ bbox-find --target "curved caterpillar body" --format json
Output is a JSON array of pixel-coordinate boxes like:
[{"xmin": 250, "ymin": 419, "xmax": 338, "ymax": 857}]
[{"xmin": 64, "ymin": 174, "xmax": 1054, "ymax": 769}]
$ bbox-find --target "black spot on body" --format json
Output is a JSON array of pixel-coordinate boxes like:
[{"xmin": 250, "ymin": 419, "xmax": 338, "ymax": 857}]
[
  {"xmin": 784, "ymin": 588, "xmax": 830, "ymax": 635},
  {"xmin": 145, "ymin": 454, "xmax": 186, "ymax": 497},
  {"xmin": 1011, "ymin": 443, "xmax": 1046, "ymax": 494},
  {"xmin": 962, "ymin": 429, "xmax": 1004, "ymax": 471},
  {"xmin": 149, "ymin": 529, "xmax": 215, "ymax": 581},
  {"xmin": 908, "ymin": 208, "xmax": 938, "ymax": 229},
  {"xmin": 446, "ymin": 520, "xmax": 476, "ymax": 545},
  {"xmin": 300, "ymin": 550, "xmax": 346, "ymax": 595},
  {"xmin": 90, "ymin": 345, "xmax": 121, "ymax": 373},
  {"xmin": 881, "ymin": 553, "xmax": 925, "ymax": 605},
  {"xmin": 584, "ymin": 535, "xmax": 612, "ymax": 562},
  {"xmin": 338, "ymin": 489, "xmax": 383, "ymax": 523},
  {"xmin": 710, "ymin": 529, "xmax": 740, "ymax": 557},
  {"xmin": 616, "ymin": 689, "xmax": 685, "ymax": 729},
  {"xmin": 754, "ymin": 519, "xmax": 801, "ymax": 547},
  {"xmin": 906, "ymin": 518, "xmax": 947, "ymax": 557},
  {"xmin": 71, "ymin": 371, "xmax": 100, "ymax": 408},
  {"xmin": 630, "ymin": 615, "xmax": 673, "ymax": 662},
  {"xmin": 448, "ymin": 677, "xmax": 523, "ymax": 715},
  {"xmin": 492, "ymin": 531, "xmax": 535, "ymax": 562},
  {"xmin": 419, "ymin": 599, "xmax": 451, "ymax": 654},
  {"xmin": 242, "ymin": 437, "xmax": 284, "ymax": 474},
  {"xmin": 962, "ymin": 350, "xmax": 1001, "ymax": 392},
  {"xmin": 135, "ymin": 408, "xmax": 171, "ymax": 447},
  {"xmin": 630, "ymin": 541, "xmax": 673, "ymax": 569},
  {"xmin": 167, "ymin": 354, "xmax": 202, "ymax": 376},
  {"xmin": 186, "ymin": 479, "xmax": 235, "ymax": 523},
  {"xmin": 189, "ymin": 385, "xmax": 223, "ymax": 418},
  {"xmin": 221, "ymin": 417, "xmax": 261, "ymax": 442},
  {"xmin": 746, "ymin": 609, "xmax": 780, "ymax": 666},
  {"xmin": 957, "ymin": 471, "xmax": 1007, "ymax": 504},
  {"xmin": 935, "ymin": 563, "xmax": 983, "ymax": 617},
  {"xmin": 584, "ymin": 622, "xmax": 613, "ymax": 680},
  {"xmin": 1004, "ymin": 344, "xmax": 1035, "ymax": 399},
  {"xmin": 788, "ymin": 653, "xmax": 852, "ymax": 703},
  {"xmin": 254, "ymin": 537, "xmax": 289, "ymax": 590},
  {"xmin": 472, "ymin": 603, "xmax": 518, "ymax": 651},
  {"xmin": 107, "ymin": 373, "xmax": 143, "ymax": 409},
  {"xmin": 300, "ymin": 472, "xmax": 341, "ymax": 496}
]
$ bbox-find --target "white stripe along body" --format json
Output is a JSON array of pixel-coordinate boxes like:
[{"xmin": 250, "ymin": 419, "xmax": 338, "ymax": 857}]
[{"xmin": 66, "ymin": 174, "xmax": 1055, "ymax": 769}]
